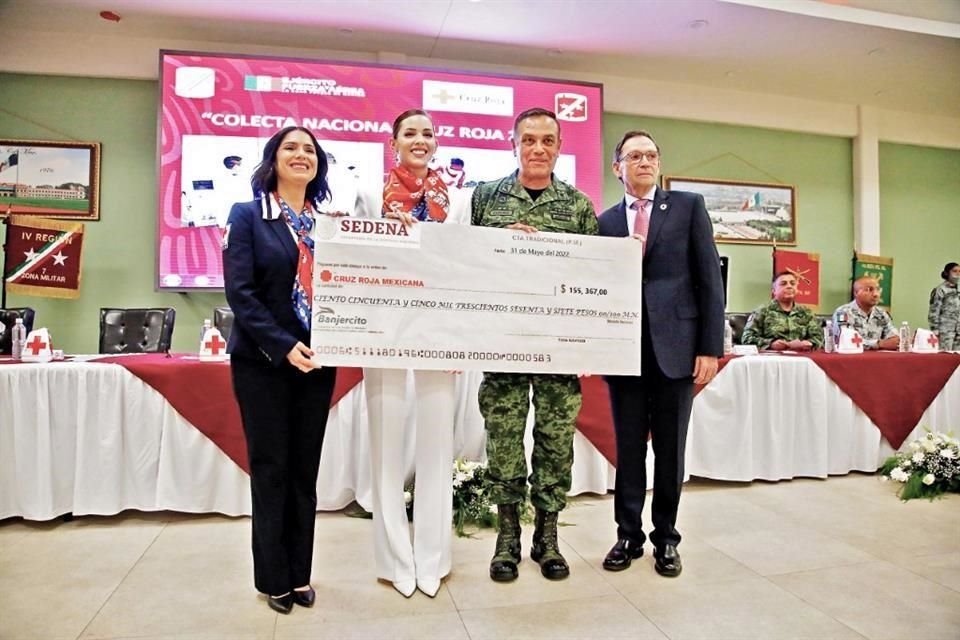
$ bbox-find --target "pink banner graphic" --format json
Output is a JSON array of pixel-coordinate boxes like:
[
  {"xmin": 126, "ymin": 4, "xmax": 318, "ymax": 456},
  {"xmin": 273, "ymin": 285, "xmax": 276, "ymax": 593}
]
[{"xmin": 158, "ymin": 51, "xmax": 604, "ymax": 289}]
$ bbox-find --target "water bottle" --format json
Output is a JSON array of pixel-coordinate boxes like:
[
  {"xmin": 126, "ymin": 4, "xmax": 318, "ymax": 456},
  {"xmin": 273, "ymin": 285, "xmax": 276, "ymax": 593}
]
[
  {"xmin": 823, "ymin": 320, "xmax": 834, "ymax": 353},
  {"xmin": 11, "ymin": 318, "xmax": 26, "ymax": 360},
  {"xmin": 899, "ymin": 321, "xmax": 911, "ymax": 352},
  {"xmin": 723, "ymin": 318, "xmax": 734, "ymax": 355},
  {"xmin": 200, "ymin": 318, "xmax": 212, "ymax": 343}
]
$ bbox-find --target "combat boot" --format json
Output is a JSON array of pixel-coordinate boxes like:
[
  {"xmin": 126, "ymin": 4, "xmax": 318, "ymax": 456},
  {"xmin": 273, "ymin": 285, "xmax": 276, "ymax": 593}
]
[
  {"xmin": 530, "ymin": 508, "xmax": 569, "ymax": 580},
  {"xmin": 489, "ymin": 503, "xmax": 521, "ymax": 582}
]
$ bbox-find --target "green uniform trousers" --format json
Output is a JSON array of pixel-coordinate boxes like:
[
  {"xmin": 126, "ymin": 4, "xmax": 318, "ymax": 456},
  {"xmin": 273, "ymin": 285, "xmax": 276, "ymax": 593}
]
[{"xmin": 479, "ymin": 372, "xmax": 581, "ymax": 512}]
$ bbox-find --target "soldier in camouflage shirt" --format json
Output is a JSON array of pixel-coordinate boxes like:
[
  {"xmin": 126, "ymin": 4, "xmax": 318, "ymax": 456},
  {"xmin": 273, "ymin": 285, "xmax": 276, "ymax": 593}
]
[
  {"xmin": 471, "ymin": 107, "xmax": 597, "ymax": 584},
  {"xmin": 831, "ymin": 276, "xmax": 899, "ymax": 350},
  {"xmin": 741, "ymin": 271, "xmax": 823, "ymax": 350},
  {"xmin": 929, "ymin": 262, "xmax": 960, "ymax": 350}
]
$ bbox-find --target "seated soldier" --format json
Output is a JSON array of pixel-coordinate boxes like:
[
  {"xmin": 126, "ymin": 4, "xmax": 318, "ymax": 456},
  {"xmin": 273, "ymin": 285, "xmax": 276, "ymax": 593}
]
[
  {"xmin": 741, "ymin": 271, "xmax": 823, "ymax": 351},
  {"xmin": 831, "ymin": 276, "xmax": 899, "ymax": 350}
]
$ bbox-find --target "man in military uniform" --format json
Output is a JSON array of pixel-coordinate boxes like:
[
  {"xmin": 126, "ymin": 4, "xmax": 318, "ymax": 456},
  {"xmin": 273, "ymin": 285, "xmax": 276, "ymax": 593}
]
[
  {"xmin": 741, "ymin": 271, "xmax": 823, "ymax": 350},
  {"xmin": 831, "ymin": 276, "xmax": 899, "ymax": 350},
  {"xmin": 929, "ymin": 262, "xmax": 960, "ymax": 350},
  {"xmin": 471, "ymin": 107, "xmax": 597, "ymax": 583}
]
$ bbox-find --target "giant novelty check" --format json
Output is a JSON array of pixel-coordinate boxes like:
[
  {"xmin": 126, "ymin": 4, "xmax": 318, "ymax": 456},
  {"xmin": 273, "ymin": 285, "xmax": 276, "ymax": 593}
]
[{"xmin": 310, "ymin": 217, "xmax": 642, "ymax": 374}]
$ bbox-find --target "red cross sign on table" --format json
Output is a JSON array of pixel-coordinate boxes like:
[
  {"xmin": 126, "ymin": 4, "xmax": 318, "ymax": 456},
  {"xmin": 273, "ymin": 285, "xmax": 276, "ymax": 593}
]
[
  {"xmin": 928, "ymin": 333, "xmax": 939, "ymax": 348},
  {"xmin": 204, "ymin": 334, "xmax": 226, "ymax": 355},
  {"xmin": 25, "ymin": 335, "xmax": 47, "ymax": 355},
  {"xmin": 851, "ymin": 333, "xmax": 863, "ymax": 348}
]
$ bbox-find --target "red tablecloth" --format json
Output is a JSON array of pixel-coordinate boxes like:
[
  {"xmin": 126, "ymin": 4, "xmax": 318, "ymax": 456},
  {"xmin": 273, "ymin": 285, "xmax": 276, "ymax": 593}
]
[
  {"xmin": 575, "ymin": 358, "xmax": 734, "ymax": 466},
  {"xmin": 90, "ymin": 354, "xmax": 363, "ymax": 473},
  {"xmin": 805, "ymin": 351, "xmax": 960, "ymax": 448},
  {"xmin": 573, "ymin": 352, "xmax": 960, "ymax": 464},
  {"xmin": 12, "ymin": 350, "xmax": 955, "ymax": 472}
]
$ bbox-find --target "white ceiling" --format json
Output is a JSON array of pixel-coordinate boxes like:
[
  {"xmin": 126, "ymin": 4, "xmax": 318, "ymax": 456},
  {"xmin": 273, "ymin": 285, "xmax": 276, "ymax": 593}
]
[{"xmin": 1, "ymin": 0, "xmax": 958, "ymax": 118}]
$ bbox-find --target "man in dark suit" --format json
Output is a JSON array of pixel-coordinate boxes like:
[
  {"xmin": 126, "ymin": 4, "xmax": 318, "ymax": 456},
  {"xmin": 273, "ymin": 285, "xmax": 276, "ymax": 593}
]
[{"xmin": 598, "ymin": 129, "xmax": 724, "ymax": 577}]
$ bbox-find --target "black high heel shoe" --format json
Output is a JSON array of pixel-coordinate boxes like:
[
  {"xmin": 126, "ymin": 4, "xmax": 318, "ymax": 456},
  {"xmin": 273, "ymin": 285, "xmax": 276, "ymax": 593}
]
[
  {"xmin": 292, "ymin": 586, "xmax": 315, "ymax": 607},
  {"xmin": 267, "ymin": 592, "xmax": 294, "ymax": 614}
]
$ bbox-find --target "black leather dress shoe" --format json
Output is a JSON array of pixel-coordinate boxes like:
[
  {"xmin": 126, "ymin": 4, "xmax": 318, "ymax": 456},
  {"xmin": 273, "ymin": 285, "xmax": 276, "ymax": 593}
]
[
  {"xmin": 654, "ymin": 544, "xmax": 682, "ymax": 577},
  {"xmin": 603, "ymin": 539, "xmax": 644, "ymax": 571},
  {"xmin": 292, "ymin": 586, "xmax": 315, "ymax": 607},
  {"xmin": 267, "ymin": 592, "xmax": 294, "ymax": 614}
]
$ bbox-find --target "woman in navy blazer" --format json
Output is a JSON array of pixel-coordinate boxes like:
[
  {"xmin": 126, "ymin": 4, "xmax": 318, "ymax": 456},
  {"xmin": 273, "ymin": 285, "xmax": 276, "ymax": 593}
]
[{"xmin": 223, "ymin": 126, "xmax": 337, "ymax": 614}]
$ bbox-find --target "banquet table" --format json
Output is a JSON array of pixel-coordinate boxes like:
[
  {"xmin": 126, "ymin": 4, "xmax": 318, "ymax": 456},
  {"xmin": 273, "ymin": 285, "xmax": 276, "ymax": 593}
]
[{"xmin": 1, "ymin": 351, "xmax": 958, "ymax": 521}]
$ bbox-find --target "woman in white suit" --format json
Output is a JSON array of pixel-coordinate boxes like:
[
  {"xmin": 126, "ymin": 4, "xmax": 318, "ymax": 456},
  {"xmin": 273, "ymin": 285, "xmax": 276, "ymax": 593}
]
[{"xmin": 357, "ymin": 109, "xmax": 469, "ymax": 598}]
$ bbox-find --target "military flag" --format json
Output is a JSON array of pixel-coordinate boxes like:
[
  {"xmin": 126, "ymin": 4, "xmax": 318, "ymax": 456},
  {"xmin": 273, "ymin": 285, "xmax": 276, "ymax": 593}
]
[
  {"xmin": 3, "ymin": 215, "xmax": 84, "ymax": 299},
  {"xmin": 773, "ymin": 248, "xmax": 820, "ymax": 310}
]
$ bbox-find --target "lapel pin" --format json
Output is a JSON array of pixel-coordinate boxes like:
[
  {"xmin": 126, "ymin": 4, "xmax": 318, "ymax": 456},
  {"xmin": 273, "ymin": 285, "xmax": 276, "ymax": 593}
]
[{"xmin": 659, "ymin": 203, "xmax": 667, "ymax": 210}]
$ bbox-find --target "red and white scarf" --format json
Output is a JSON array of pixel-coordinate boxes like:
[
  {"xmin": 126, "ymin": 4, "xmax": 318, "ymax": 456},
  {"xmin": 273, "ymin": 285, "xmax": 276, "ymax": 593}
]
[{"xmin": 383, "ymin": 165, "xmax": 449, "ymax": 222}]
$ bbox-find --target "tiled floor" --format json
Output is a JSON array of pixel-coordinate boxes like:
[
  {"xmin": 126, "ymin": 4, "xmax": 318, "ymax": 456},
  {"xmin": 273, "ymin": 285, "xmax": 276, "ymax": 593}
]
[{"xmin": 2, "ymin": 474, "xmax": 959, "ymax": 640}]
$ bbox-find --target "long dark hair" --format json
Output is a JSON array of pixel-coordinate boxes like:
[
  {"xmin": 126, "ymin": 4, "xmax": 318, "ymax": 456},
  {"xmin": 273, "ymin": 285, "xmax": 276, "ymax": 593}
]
[{"xmin": 251, "ymin": 126, "xmax": 331, "ymax": 204}]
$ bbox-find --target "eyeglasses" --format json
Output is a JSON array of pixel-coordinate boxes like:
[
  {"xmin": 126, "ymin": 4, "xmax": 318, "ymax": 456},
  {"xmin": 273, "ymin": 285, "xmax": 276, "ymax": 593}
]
[{"xmin": 618, "ymin": 150, "xmax": 660, "ymax": 164}]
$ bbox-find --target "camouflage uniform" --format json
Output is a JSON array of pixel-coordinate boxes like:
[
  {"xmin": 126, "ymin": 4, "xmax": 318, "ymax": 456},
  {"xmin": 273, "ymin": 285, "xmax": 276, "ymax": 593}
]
[
  {"xmin": 831, "ymin": 300, "xmax": 895, "ymax": 350},
  {"xmin": 740, "ymin": 299, "xmax": 823, "ymax": 350},
  {"xmin": 929, "ymin": 281, "xmax": 960, "ymax": 350},
  {"xmin": 472, "ymin": 171, "xmax": 597, "ymax": 512}
]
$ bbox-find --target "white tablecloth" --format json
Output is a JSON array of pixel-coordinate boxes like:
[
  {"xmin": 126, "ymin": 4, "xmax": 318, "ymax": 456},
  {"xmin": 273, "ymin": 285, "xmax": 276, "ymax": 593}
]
[
  {"xmin": 1, "ymin": 356, "xmax": 956, "ymax": 521},
  {"xmin": 688, "ymin": 355, "xmax": 960, "ymax": 480}
]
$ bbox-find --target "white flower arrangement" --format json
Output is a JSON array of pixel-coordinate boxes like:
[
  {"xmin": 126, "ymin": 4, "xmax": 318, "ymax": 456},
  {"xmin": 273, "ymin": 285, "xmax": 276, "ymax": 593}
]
[
  {"xmin": 451, "ymin": 458, "xmax": 497, "ymax": 537},
  {"xmin": 393, "ymin": 458, "xmax": 535, "ymax": 536},
  {"xmin": 881, "ymin": 429, "xmax": 960, "ymax": 501},
  {"xmin": 450, "ymin": 458, "xmax": 534, "ymax": 536}
]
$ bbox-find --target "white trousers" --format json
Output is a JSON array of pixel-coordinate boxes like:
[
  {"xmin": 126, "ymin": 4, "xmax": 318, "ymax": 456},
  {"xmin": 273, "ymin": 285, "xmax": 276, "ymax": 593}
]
[{"xmin": 364, "ymin": 368, "xmax": 455, "ymax": 584}]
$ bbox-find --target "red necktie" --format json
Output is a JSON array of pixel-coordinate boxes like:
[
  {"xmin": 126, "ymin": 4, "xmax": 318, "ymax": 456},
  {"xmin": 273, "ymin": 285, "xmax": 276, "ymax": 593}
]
[{"xmin": 633, "ymin": 198, "xmax": 651, "ymax": 253}]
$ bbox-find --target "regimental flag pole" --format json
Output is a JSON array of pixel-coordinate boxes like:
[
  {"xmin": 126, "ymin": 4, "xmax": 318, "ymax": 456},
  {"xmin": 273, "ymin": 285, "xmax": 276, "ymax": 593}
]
[
  {"xmin": 0, "ymin": 151, "xmax": 19, "ymax": 308},
  {"xmin": 771, "ymin": 236, "xmax": 777, "ymax": 280},
  {"xmin": 1, "ymin": 214, "xmax": 9, "ymax": 309}
]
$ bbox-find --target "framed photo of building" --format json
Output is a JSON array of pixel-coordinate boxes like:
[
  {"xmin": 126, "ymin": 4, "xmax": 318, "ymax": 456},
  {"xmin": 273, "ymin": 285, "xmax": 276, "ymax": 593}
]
[
  {"xmin": 663, "ymin": 176, "xmax": 796, "ymax": 245},
  {"xmin": 0, "ymin": 140, "xmax": 101, "ymax": 220}
]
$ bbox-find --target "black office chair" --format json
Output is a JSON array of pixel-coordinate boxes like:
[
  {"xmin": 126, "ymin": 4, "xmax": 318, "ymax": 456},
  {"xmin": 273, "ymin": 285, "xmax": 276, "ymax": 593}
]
[
  {"xmin": 726, "ymin": 312, "xmax": 751, "ymax": 345},
  {"xmin": 0, "ymin": 307, "xmax": 36, "ymax": 355},
  {"xmin": 99, "ymin": 307, "xmax": 176, "ymax": 354},
  {"xmin": 213, "ymin": 305, "xmax": 235, "ymax": 344}
]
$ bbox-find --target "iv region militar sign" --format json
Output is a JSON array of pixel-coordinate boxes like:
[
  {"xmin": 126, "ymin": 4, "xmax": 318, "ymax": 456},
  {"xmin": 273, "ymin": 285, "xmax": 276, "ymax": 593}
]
[{"xmin": 3, "ymin": 215, "xmax": 85, "ymax": 299}]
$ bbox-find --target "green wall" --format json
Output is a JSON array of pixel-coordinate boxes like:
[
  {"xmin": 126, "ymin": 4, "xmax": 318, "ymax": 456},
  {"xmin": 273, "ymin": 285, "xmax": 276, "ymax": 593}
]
[
  {"xmin": 879, "ymin": 142, "xmax": 960, "ymax": 330},
  {"xmin": 603, "ymin": 114, "xmax": 854, "ymax": 316},
  {"xmin": 0, "ymin": 72, "xmax": 955, "ymax": 352},
  {"xmin": 0, "ymin": 73, "xmax": 225, "ymax": 353}
]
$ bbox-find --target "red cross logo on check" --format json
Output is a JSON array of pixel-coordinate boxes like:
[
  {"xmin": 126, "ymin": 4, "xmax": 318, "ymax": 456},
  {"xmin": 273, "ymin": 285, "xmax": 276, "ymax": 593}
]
[
  {"xmin": 850, "ymin": 334, "xmax": 863, "ymax": 348},
  {"xmin": 928, "ymin": 334, "xmax": 939, "ymax": 347}
]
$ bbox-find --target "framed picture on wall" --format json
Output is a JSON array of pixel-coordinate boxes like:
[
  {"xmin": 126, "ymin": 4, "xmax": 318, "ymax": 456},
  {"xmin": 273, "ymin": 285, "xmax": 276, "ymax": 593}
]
[
  {"xmin": 663, "ymin": 176, "xmax": 796, "ymax": 245},
  {"xmin": 0, "ymin": 139, "xmax": 101, "ymax": 220}
]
